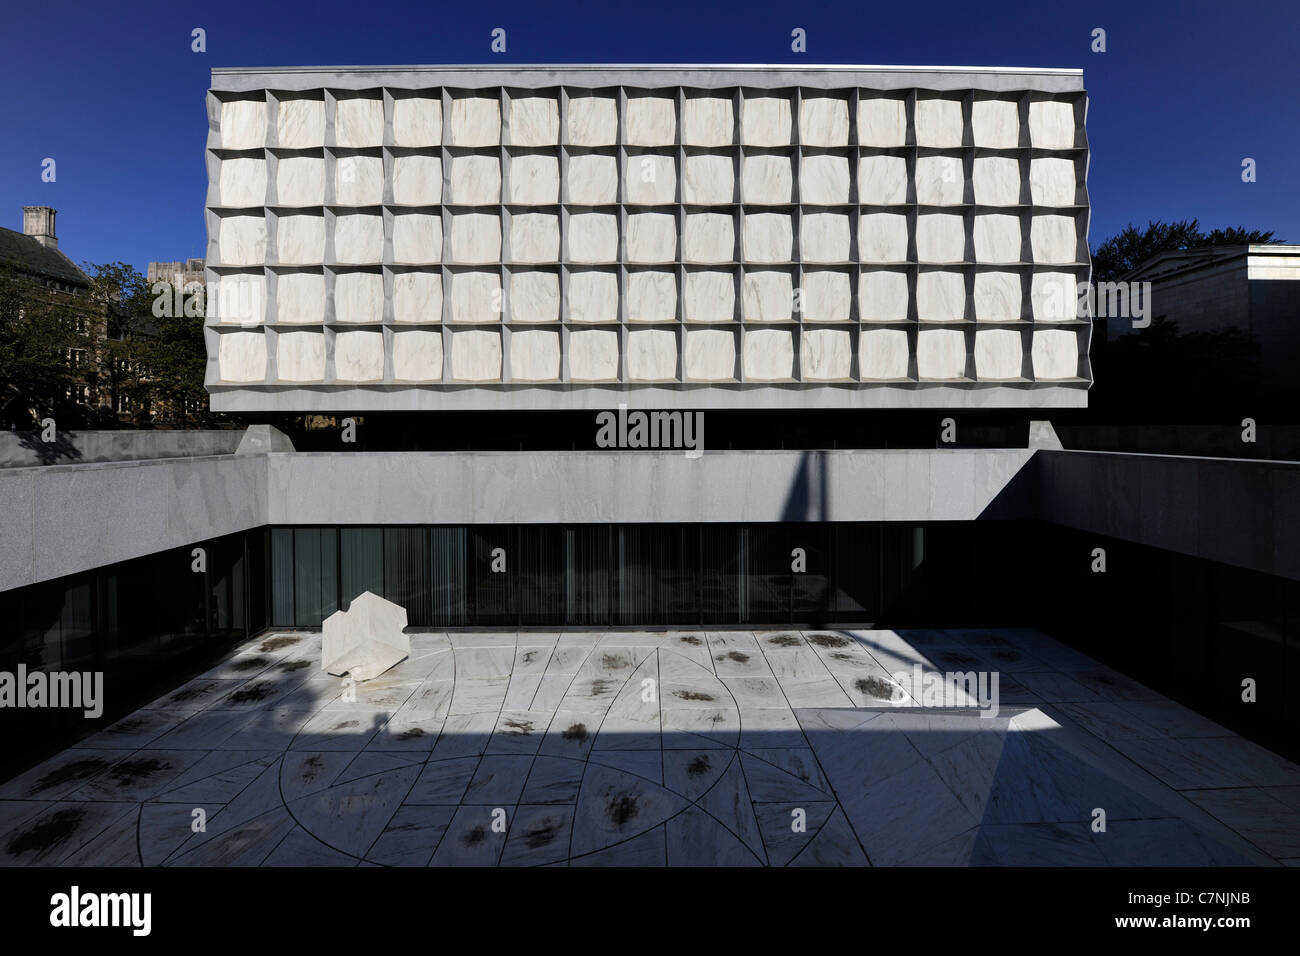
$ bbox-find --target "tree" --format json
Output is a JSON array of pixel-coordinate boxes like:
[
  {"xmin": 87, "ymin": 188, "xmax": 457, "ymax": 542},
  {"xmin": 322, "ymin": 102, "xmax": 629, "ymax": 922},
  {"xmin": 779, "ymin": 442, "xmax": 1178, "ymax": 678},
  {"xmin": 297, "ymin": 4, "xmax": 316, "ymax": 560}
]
[
  {"xmin": 1091, "ymin": 219, "xmax": 1283, "ymax": 282},
  {"xmin": 85, "ymin": 261, "xmax": 152, "ymax": 422},
  {"xmin": 0, "ymin": 265, "xmax": 94, "ymax": 429}
]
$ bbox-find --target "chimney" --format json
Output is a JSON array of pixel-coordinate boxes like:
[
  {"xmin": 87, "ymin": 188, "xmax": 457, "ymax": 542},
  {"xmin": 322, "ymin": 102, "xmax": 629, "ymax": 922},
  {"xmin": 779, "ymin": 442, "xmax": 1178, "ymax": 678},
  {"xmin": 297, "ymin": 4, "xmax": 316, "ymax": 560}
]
[{"xmin": 23, "ymin": 206, "xmax": 57, "ymax": 249}]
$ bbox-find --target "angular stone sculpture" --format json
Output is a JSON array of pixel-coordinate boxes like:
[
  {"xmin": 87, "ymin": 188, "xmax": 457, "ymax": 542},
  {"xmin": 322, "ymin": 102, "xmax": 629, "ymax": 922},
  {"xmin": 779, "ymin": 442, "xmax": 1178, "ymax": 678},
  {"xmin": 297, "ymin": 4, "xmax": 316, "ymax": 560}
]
[{"xmin": 321, "ymin": 591, "xmax": 410, "ymax": 681}]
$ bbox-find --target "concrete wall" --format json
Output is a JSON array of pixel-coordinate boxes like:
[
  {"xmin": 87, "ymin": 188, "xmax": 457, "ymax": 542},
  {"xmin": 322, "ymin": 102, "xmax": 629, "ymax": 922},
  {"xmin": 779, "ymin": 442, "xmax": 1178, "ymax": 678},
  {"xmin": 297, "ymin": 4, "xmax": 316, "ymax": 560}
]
[{"xmin": 0, "ymin": 430, "xmax": 245, "ymax": 468}]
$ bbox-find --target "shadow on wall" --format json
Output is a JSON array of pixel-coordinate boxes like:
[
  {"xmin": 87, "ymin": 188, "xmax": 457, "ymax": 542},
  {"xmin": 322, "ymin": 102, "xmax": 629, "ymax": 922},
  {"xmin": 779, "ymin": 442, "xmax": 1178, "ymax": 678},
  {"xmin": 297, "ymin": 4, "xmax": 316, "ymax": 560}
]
[
  {"xmin": 782, "ymin": 450, "xmax": 830, "ymax": 522},
  {"xmin": 11, "ymin": 430, "xmax": 84, "ymax": 467}
]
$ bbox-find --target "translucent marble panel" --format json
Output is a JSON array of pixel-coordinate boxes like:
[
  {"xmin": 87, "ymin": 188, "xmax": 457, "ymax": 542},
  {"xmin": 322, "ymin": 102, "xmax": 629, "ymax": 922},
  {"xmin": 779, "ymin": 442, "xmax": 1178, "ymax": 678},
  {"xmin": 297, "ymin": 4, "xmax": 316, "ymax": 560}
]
[
  {"xmin": 625, "ymin": 95, "xmax": 676, "ymax": 146},
  {"xmin": 509, "ymin": 270, "xmax": 560, "ymax": 323},
  {"xmin": 858, "ymin": 156, "xmax": 908, "ymax": 205},
  {"xmin": 743, "ymin": 213, "xmax": 793, "ymax": 263},
  {"xmin": 1030, "ymin": 158, "xmax": 1076, "ymax": 207},
  {"xmin": 683, "ymin": 270, "xmax": 734, "ymax": 322},
  {"xmin": 569, "ymin": 212, "xmax": 619, "ymax": 262},
  {"xmin": 860, "ymin": 328, "xmax": 910, "ymax": 380},
  {"xmin": 449, "ymin": 97, "xmax": 501, "ymax": 148},
  {"xmin": 334, "ymin": 154, "xmax": 383, "ymax": 206},
  {"xmin": 333, "ymin": 271, "xmax": 384, "ymax": 324},
  {"xmin": 276, "ymin": 213, "xmax": 325, "ymax": 263},
  {"xmin": 625, "ymin": 154, "xmax": 676, "ymax": 205},
  {"xmin": 799, "ymin": 97, "xmax": 849, "ymax": 147},
  {"xmin": 276, "ymin": 98, "xmax": 324, "ymax": 149},
  {"xmin": 509, "ymin": 329, "xmax": 561, "ymax": 381},
  {"xmin": 392, "ymin": 97, "xmax": 441, "ymax": 147},
  {"xmin": 916, "ymin": 271, "xmax": 966, "ymax": 322},
  {"xmin": 971, "ymin": 100, "xmax": 1019, "ymax": 148},
  {"xmin": 391, "ymin": 155, "xmax": 442, "ymax": 206},
  {"xmin": 569, "ymin": 328, "xmax": 619, "ymax": 381},
  {"xmin": 566, "ymin": 153, "xmax": 617, "ymax": 205},
  {"xmin": 627, "ymin": 270, "xmax": 677, "ymax": 322},
  {"xmin": 218, "ymin": 331, "xmax": 267, "ymax": 382},
  {"xmin": 858, "ymin": 97, "xmax": 907, "ymax": 147},
  {"xmin": 743, "ymin": 329, "xmax": 793, "ymax": 380},
  {"xmin": 685, "ymin": 329, "xmax": 735, "ymax": 381},
  {"xmin": 276, "ymin": 156, "xmax": 325, "ymax": 206},
  {"xmin": 221, "ymin": 99, "xmax": 266, "ymax": 150},
  {"xmin": 334, "ymin": 98, "xmax": 383, "ymax": 148},
  {"xmin": 1029, "ymin": 101, "xmax": 1076, "ymax": 149},
  {"xmin": 392, "ymin": 271, "xmax": 442, "ymax": 324},
  {"xmin": 277, "ymin": 329, "xmax": 326, "ymax": 381},
  {"xmin": 801, "ymin": 328, "xmax": 852, "ymax": 380},
  {"xmin": 1031, "ymin": 215, "xmax": 1078, "ymax": 264},
  {"xmin": 219, "ymin": 215, "xmax": 267, "ymax": 266},
  {"xmin": 684, "ymin": 153, "xmax": 734, "ymax": 204},
  {"xmin": 915, "ymin": 155, "xmax": 964, "ymax": 206},
  {"xmin": 219, "ymin": 157, "xmax": 266, "ymax": 207},
  {"xmin": 508, "ymin": 153, "xmax": 560, "ymax": 205},
  {"xmin": 626, "ymin": 212, "xmax": 677, "ymax": 263},
  {"xmin": 334, "ymin": 213, "xmax": 384, "ymax": 263},
  {"xmin": 683, "ymin": 212, "xmax": 734, "ymax": 263},
  {"xmin": 743, "ymin": 270, "xmax": 793, "ymax": 322},
  {"xmin": 917, "ymin": 214, "xmax": 967, "ymax": 263},
  {"xmin": 509, "ymin": 96, "xmax": 559, "ymax": 146},
  {"xmin": 975, "ymin": 328, "xmax": 1023, "ymax": 379},
  {"xmin": 859, "ymin": 213, "xmax": 909, "ymax": 262},
  {"xmin": 741, "ymin": 155, "xmax": 792, "ymax": 204},
  {"xmin": 392, "ymin": 212, "xmax": 442, "ymax": 263},
  {"xmin": 627, "ymin": 328, "xmax": 677, "ymax": 381},
  {"xmin": 391, "ymin": 329, "xmax": 442, "ymax": 381},
  {"xmin": 449, "ymin": 271, "xmax": 501, "ymax": 323},
  {"xmin": 567, "ymin": 95, "xmax": 617, "ymax": 146},
  {"xmin": 448, "ymin": 213, "xmax": 502, "ymax": 263},
  {"xmin": 509, "ymin": 212, "xmax": 560, "ymax": 263},
  {"xmin": 276, "ymin": 272, "xmax": 326, "ymax": 324},
  {"xmin": 801, "ymin": 153, "xmax": 850, "ymax": 205},
  {"xmin": 450, "ymin": 329, "xmax": 502, "ymax": 381},
  {"xmin": 916, "ymin": 328, "xmax": 967, "ymax": 379},
  {"xmin": 802, "ymin": 270, "xmax": 851, "ymax": 322},
  {"xmin": 449, "ymin": 154, "xmax": 501, "ymax": 205},
  {"xmin": 211, "ymin": 273, "xmax": 266, "ymax": 326},
  {"xmin": 972, "ymin": 157, "xmax": 1021, "ymax": 207},
  {"xmin": 1032, "ymin": 329, "xmax": 1079, "ymax": 378},
  {"xmin": 915, "ymin": 99, "xmax": 964, "ymax": 148},
  {"xmin": 973, "ymin": 271, "xmax": 1022, "ymax": 322},
  {"xmin": 1031, "ymin": 271, "xmax": 1079, "ymax": 322},
  {"xmin": 742, "ymin": 96, "xmax": 791, "ymax": 147},
  {"xmin": 682, "ymin": 96, "xmax": 733, "ymax": 147},
  {"xmin": 334, "ymin": 329, "xmax": 384, "ymax": 381},
  {"xmin": 567, "ymin": 270, "xmax": 618, "ymax": 323},
  {"xmin": 859, "ymin": 270, "xmax": 909, "ymax": 322},
  {"xmin": 973, "ymin": 214, "xmax": 1022, "ymax": 264}
]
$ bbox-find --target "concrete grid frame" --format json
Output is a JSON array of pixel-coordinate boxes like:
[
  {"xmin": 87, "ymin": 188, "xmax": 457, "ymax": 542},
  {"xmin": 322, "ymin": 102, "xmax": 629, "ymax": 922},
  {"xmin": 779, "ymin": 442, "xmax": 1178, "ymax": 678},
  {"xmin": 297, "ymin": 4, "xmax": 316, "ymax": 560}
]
[{"xmin": 204, "ymin": 64, "xmax": 1092, "ymax": 412}]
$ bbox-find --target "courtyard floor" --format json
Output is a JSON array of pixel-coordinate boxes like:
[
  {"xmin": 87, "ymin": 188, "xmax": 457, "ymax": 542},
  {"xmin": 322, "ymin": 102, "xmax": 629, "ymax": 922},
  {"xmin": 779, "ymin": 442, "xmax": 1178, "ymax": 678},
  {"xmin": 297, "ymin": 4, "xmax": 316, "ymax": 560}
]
[{"xmin": 2, "ymin": 627, "xmax": 1298, "ymax": 866}]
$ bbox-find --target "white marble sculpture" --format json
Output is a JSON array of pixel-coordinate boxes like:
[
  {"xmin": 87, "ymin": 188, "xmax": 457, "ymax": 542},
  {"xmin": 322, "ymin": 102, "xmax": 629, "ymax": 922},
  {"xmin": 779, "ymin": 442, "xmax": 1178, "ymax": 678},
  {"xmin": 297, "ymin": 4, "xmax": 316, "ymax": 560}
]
[{"xmin": 321, "ymin": 591, "xmax": 411, "ymax": 681}]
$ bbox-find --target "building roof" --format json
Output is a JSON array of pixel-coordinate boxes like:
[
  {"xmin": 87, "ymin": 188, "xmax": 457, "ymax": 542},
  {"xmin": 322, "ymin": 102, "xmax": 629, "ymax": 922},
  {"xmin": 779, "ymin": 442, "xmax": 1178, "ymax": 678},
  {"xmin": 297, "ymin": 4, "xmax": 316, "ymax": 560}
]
[
  {"xmin": 1121, "ymin": 244, "xmax": 1300, "ymax": 284},
  {"xmin": 0, "ymin": 225, "xmax": 91, "ymax": 288}
]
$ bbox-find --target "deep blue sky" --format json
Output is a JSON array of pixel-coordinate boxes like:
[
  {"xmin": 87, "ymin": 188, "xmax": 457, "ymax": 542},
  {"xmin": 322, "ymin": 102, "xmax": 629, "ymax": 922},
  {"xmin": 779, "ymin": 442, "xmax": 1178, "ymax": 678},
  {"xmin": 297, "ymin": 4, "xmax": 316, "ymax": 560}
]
[{"xmin": 1, "ymin": 0, "xmax": 1296, "ymax": 272}]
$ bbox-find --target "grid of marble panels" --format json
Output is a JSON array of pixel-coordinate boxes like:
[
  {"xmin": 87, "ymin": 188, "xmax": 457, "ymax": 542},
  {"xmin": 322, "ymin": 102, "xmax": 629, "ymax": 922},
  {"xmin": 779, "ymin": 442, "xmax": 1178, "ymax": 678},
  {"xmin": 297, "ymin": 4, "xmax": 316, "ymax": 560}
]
[{"xmin": 205, "ymin": 86, "xmax": 1090, "ymax": 387}]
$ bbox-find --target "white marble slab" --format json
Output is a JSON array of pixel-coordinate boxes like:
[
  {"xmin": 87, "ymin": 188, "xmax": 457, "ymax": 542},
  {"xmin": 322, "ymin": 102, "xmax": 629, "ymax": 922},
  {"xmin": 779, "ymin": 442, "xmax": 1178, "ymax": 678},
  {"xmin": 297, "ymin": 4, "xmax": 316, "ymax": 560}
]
[
  {"xmin": 916, "ymin": 270, "xmax": 966, "ymax": 322},
  {"xmin": 392, "ymin": 271, "xmax": 441, "ymax": 324},
  {"xmin": 334, "ymin": 213, "xmax": 384, "ymax": 263},
  {"xmin": 1031, "ymin": 329, "xmax": 1079, "ymax": 379},
  {"xmin": 917, "ymin": 328, "xmax": 967, "ymax": 379},
  {"xmin": 627, "ymin": 328, "xmax": 677, "ymax": 380},
  {"xmin": 860, "ymin": 328, "xmax": 910, "ymax": 379},
  {"xmin": 334, "ymin": 97, "xmax": 383, "ymax": 148},
  {"xmin": 566, "ymin": 270, "xmax": 619, "ymax": 323},
  {"xmin": 971, "ymin": 100, "xmax": 1019, "ymax": 148},
  {"xmin": 626, "ymin": 270, "xmax": 677, "ymax": 322},
  {"xmin": 449, "ymin": 97, "xmax": 501, "ymax": 147},
  {"xmin": 221, "ymin": 98, "xmax": 266, "ymax": 150},
  {"xmin": 683, "ymin": 212, "xmax": 734, "ymax": 263},
  {"xmin": 684, "ymin": 153, "xmax": 734, "ymax": 204},
  {"xmin": 626, "ymin": 212, "xmax": 677, "ymax": 263},
  {"xmin": 974, "ymin": 271, "xmax": 1022, "ymax": 322},
  {"xmin": 685, "ymin": 328, "xmax": 735, "ymax": 381},
  {"xmin": 568, "ymin": 328, "xmax": 620, "ymax": 381},
  {"xmin": 858, "ymin": 97, "xmax": 907, "ymax": 147},
  {"xmin": 743, "ymin": 329, "xmax": 793, "ymax": 380},
  {"xmin": 743, "ymin": 270, "xmax": 793, "ymax": 322},
  {"xmin": 858, "ymin": 270, "xmax": 909, "ymax": 321},
  {"xmin": 1030, "ymin": 271, "xmax": 1078, "ymax": 322},
  {"xmin": 802, "ymin": 270, "xmax": 851, "ymax": 323},
  {"xmin": 449, "ymin": 212, "xmax": 501, "ymax": 263},
  {"xmin": 508, "ymin": 96, "xmax": 559, "ymax": 146},
  {"xmin": 743, "ymin": 212, "xmax": 793, "ymax": 263},
  {"xmin": 625, "ymin": 154, "xmax": 676, "ymax": 205},
  {"xmin": 625, "ymin": 95, "xmax": 676, "ymax": 146},
  {"xmin": 974, "ymin": 214, "xmax": 1021, "ymax": 263},
  {"xmin": 801, "ymin": 327, "xmax": 852, "ymax": 380},
  {"xmin": 449, "ymin": 270, "xmax": 501, "ymax": 323},
  {"xmin": 334, "ymin": 155, "xmax": 383, "ymax": 206},
  {"xmin": 276, "ymin": 213, "xmax": 325, "ymax": 264},
  {"xmin": 218, "ymin": 331, "xmax": 266, "ymax": 382},
  {"xmin": 799, "ymin": 97, "xmax": 849, "ymax": 147},
  {"xmin": 1030, "ymin": 158, "xmax": 1076, "ymax": 206},
  {"xmin": 211, "ymin": 273, "xmax": 266, "ymax": 326},
  {"xmin": 391, "ymin": 154, "xmax": 441, "ymax": 206},
  {"xmin": 741, "ymin": 154, "xmax": 793, "ymax": 204},
  {"xmin": 682, "ymin": 95, "xmax": 733, "ymax": 146},
  {"xmin": 975, "ymin": 328, "xmax": 1024, "ymax": 379},
  {"xmin": 218, "ymin": 215, "xmax": 267, "ymax": 266},
  {"xmin": 449, "ymin": 154, "xmax": 500, "ymax": 205},
  {"xmin": 392, "ymin": 212, "xmax": 441, "ymax": 264},
  {"xmin": 566, "ymin": 153, "xmax": 618, "ymax": 205},
  {"xmin": 1029, "ymin": 100, "xmax": 1076, "ymax": 149},
  {"xmin": 509, "ymin": 270, "xmax": 560, "ymax": 323},
  {"xmin": 276, "ymin": 156, "xmax": 325, "ymax": 207},
  {"xmin": 276, "ymin": 272, "xmax": 326, "ymax": 324},
  {"xmin": 450, "ymin": 329, "xmax": 502, "ymax": 381},
  {"xmin": 859, "ymin": 155, "xmax": 908, "ymax": 205},
  {"xmin": 973, "ymin": 156, "xmax": 1021, "ymax": 207},
  {"xmin": 334, "ymin": 330, "xmax": 384, "ymax": 382},
  {"xmin": 683, "ymin": 270, "xmax": 734, "ymax": 322},
  {"xmin": 277, "ymin": 330, "xmax": 326, "ymax": 381},
  {"xmin": 391, "ymin": 329, "xmax": 442, "ymax": 381},
  {"xmin": 392, "ymin": 97, "xmax": 441, "ymax": 147},
  {"xmin": 508, "ymin": 152, "xmax": 559, "ymax": 204},
  {"xmin": 915, "ymin": 155, "xmax": 964, "ymax": 206},
  {"xmin": 509, "ymin": 212, "xmax": 560, "ymax": 263},
  {"xmin": 276, "ymin": 98, "xmax": 324, "ymax": 149},
  {"xmin": 915, "ymin": 98, "xmax": 964, "ymax": 147},
  {"xmin": 568, "ymin": 212, "xmax": 619, "ymax": 263},
  {"xmin": 333, "ymin": 271, "xmax": 384, "ymax": 324},
  {"xmin": 800, "ymin": 153, "xmax": 850, "ymax": 205},
  {"xmin": 219, "ymin": 157, "xmax": 266, "ymax": 208},
  {"xmin": 917, "ymin": 213, "xmax": 967, "ymax": 263},
  {"xmin": 567, "ymin": 95, "xmax": 617, "ymax": 146},
  {"xmin": 509, "ymin": 329, "xmax": 561, "ymax": 381},
  {"xmin": 1031, "ymin": 215, "xmax": 1078, "ymax": 263},
  {"xmin": 741, "ymin": 95, "xmax": 791, "ymax": 146},
  {"xmin": 860, "ymin": 213, "xmax": 909, "ymax": 263}
]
